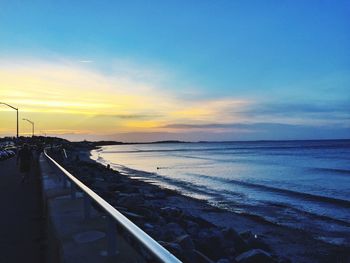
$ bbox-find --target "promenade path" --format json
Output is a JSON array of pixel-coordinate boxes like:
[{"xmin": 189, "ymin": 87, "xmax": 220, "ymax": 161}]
[{"xmin": 0, "ymin": 156, "xmax": 45, "ymax": 263}]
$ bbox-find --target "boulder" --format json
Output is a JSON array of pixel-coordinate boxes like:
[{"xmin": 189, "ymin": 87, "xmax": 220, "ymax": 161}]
[
  {"xmin": 240, "ymin": 230, "xmax": 253, "ymax": 240},
  {"xmin": 107, "ymin": 184, "xmax": 120, "ymax": 192},
  {"xmin": 222, "ymin": 228, "xmax": 249, "ymax": 253},
  {"xmin": 185, "ymin": 220, "xmax": 200, "ymax": 235},
  {"xmin": 156, "ymin": 215, "xmax": 167, "ymax": 225},
  {"xmin": 193, "ymin": 249, "xmax": 215, "ymax": 263},
  {"xmin": 158, "ymin": 241, "xmax": 196, "ymax": 263},
  {"xmin": 235, "ymin": 249, "xmax": 274, "ymax": 263},
  {"xmin": 162, "ymin": 222, "xmax": 186, "ymax": 241},
  {"xmin": 117, "ymin": 194, "xmax": 144, "ymax": 208},
  {"xmin": 158, "ymin": 241, "xmax": 183, "ymax": 258},
  {"xmin": 154, "ymin": 191, "xmax": 167, "ymax": 199},
  {"xmin": 134, "ymin": 207, "xmax": 157, "ymax": 220},
  {"xmin": 240, "ymin": 231, "xmax": 270, "ymax": 252},
  {"xmin": 174, "ymin": 234, "xmax": 195, "ymax": 250},
  {"xmin": 195, "ymin": 229, "xmax": 225, "ymax": 260},
  {"xmin": 122, "ymin": 211, "xmax": 144, "ymax": 220},
  {"xmin": 276, "ymin": 256, "xmax": 292, "ymax": 263},
  {"xmin": 144, "ymin": 223, "xmax": 154, "ymax": 230},
  {"xmin": 161, "ymin": 206, "xmax": 183, "ymax": 218}
]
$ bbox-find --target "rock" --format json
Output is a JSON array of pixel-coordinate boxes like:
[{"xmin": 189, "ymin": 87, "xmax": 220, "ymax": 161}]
[
  {"xmin": 235, "ymin": 249, "xmax": 274, "ymax": 263},
  {"xmin": 144, "ymin": 193, "xmax": 157, "ymax": 199},
  {"xmin": 158, "ymin": 241, "xmax": 183, "ymax": 258},
  {"xmin": 186, "ymin": 220, "xmax": 200, "ymax": 235},
  {"xmin": 240, "ymin": 231, "xmax": 271, "ymax": 252},
  {"xmin": 247, "ymin": 236, "xmax": 270, "ymax": 252},
  {"xmin": 122, "ymin": 211, "xmax": 145, "ymax": 220},
  {"xmin": 162, "ymin": 222, "xmax": 187, "ymax": 241},
  {"xmin": 161, "ymin": 206, "xmax": 183, "ymax": 218},
  {"xmin": 191, "ymin": 216, "xmax": 215, "ymax": 228},
  {"xmin": 135, "ymin": 207, "xmax": 158, "ymax": 220},
  {"xmin": 154, "ymin": 191, "xmax": 167, "ymax": 199},
  {"xmin": 182, "ymin": 249, "xmax": 197, "ymax": 263},
  {"xmin": 240, "ymin": 230, "xmax": 253, "ymax": 240},
  {"xmin": 222, "ymin": 228, "xmax": 249, "ymax": 253},
  {"xmin": 144, "ymin": 223, "xmax": 154, "ymax": 229},
  {"xmin": 276, "ymin": 256, "xmax": 292, "ymax": 263},
  {"xmin": 123, "ymin": 186, "xmax": 139, "ymax": 193},
  {"xmin": 159, "ymin": 241, "xmax": 196, "ymax": 262},
  {"xmin": 222, "ymin": 227, "xmax": 241, "ymax": 241},
  {"xmin": 156, "ymin": 215, "xmax": 167, "ymax": 225},
  {"xmin": 107, "ymin": 184, "xmax": 120, "ymax": 192},
  {"xmin": 117, "ymin": 194, "xmax": 144, "ymax": 208},
  {"xmin": 174, "ymin": 234, "xmax": 195, "ymax": 250},
  {"xmin": 193, "ymin": 249, "xmax": 215, "ymax": 263},
  {"xmin": 195, "ymin": 229, "xmax": 225, "ymax": 260}
]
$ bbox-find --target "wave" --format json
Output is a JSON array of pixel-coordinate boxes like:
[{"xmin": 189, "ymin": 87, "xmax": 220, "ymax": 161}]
[
  {"xmin": 263, "ymin": 201, "xmax": 350, "ymax": 227},
  {"xmin": 312, "ymin": 167, "xmax": 350, "ymax": 175},
  {"xmin": 100, "ymin": 143, "xmax": 350, "ymax": 155},
  {"xmin": 116, "ymin": 163, "xmax": 350, "ymax": 229},
  {"xmin": 185, "ymin": 173, "xmax": 350, "ymax": 208},
  {"xmin": 116, "ymin": 165, "xmax": 231, "ymax": 201}
]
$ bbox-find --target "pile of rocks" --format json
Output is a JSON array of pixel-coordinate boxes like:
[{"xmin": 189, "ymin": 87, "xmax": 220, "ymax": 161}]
[{"xmin": 61, "ymin": 153, "xmax": 287, "ymax": 263}]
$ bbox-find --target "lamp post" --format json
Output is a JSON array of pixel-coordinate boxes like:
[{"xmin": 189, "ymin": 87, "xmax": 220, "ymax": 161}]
[
  {"xmin": 0, "ymin": 102, "xmax": 19, "ymax": 138},
  {"xmin": 22, "ymin": 118, "xmax": 35, "ymax": 137}
]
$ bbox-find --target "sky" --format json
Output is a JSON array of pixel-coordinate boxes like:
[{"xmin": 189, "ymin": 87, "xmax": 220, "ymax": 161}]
[{"xmin": 0, "ymin": 0, "xmax": 349, "ymax": 142}]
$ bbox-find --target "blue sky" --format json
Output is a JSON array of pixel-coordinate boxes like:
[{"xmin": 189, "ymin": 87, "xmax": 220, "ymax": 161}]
[{"xmin": 0, "ymin": 1, "xmax": 349, "ymax": 141}]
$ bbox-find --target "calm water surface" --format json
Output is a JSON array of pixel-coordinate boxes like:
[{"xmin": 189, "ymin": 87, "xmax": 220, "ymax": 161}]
[{"xmin": 91, "ymin": 140, "xmax": 350, "ymax": 246}]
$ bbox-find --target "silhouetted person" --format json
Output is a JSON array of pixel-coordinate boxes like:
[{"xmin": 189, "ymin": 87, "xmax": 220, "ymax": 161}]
[{"xmin": 17, "ymin": 144, "xmax": 33, "ymax": 183}]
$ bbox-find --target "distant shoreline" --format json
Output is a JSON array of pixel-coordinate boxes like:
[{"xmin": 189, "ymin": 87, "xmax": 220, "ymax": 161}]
[{"xmin": 81, "ymin": 138, "xmax": 350, "ymax": 147}]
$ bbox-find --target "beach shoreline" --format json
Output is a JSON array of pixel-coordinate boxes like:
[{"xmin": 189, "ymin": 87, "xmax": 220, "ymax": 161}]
[{"xmin": 58, "ymin": 144, "xmax": 349, "ymax": 262}]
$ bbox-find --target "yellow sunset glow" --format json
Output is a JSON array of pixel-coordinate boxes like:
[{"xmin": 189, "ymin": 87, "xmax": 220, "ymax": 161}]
[{"xmin": 0, "ymin": 59, "xmax": 250, "ymax": 138}]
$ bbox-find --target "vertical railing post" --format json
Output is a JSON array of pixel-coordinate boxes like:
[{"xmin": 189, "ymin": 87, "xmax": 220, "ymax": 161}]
[
  {"xmin": 84, "ymin": 193, "xmax": 91, "ymax": 219},
  {"xmin": 70, "ymin": 182, "xmax": 76, "ymax": 199},
  {"xmin": 107, "ymin": 216, "xmax": 117, "ymax": 256},
  {"xmin": 62, "ymin": 174, "xmax": 68, "ymax": 188}
]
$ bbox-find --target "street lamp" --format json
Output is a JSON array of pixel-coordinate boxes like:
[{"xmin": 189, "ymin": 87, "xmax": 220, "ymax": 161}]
[
  {"xmin": 22, "ymin": 118, "xmax": 35, "ymax": 137},
  {"xmin": 0, "ymin": 102, "xmax": 19, "ymax": 138}
]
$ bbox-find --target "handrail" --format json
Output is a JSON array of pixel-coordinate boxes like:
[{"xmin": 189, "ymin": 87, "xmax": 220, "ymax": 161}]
[{"xmin": 44, "ymin": 149, "xmax": 182, "ymax": 263}]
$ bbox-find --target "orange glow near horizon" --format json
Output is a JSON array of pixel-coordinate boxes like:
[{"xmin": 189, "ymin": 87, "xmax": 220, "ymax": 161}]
[{"xmin": 0, "ymin": 59, "xmax": 251, "ymax": 139}]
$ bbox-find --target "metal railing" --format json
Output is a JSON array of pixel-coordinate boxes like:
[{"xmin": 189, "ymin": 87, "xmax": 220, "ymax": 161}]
[{"xmin": 44, "ymin": 149, "xmax": 182, "ymax": 263}]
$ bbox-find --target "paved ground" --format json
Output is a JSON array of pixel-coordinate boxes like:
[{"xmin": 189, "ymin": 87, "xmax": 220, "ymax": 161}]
[
  {"xmin": 0, "ymin": 156, "xmax": 45, "ymax": 263},
  {"xmin": 40, "ymin": 154, "xmax": 145, "ymax": 263}
]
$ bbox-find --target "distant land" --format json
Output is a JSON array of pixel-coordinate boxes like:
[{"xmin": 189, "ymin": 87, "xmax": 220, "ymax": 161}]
[{"xmin": 87, "ymin": 138, "xmax": 350, "ymax": 146}]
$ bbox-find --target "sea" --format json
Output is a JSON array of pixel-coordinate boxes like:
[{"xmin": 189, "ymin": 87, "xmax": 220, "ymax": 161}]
[{"xmin": 90, "ymin": 140, "xmax": 350, "ymax": 246}]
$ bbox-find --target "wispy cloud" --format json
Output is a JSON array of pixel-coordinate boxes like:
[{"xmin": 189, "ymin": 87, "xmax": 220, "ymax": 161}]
[
  {"xmin": 96, "ymin": 114, "xmax": 163, "ymax": 120},
  {"xmin": 79, "ymin": 60, "xmax": 93, "ymax": 63},
  {"xmin": 234, "ymin": 101, "xmax": 350, "ymax": 126}
]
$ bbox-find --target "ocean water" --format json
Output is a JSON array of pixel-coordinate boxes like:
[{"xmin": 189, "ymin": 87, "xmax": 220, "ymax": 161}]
[{"xmin": 91, "ymin": 140, "xmax": 350, "ymax": 246}]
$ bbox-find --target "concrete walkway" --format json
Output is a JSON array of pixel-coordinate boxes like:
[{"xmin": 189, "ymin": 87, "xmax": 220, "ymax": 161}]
[
  {"xmin": 0, "ymin": 157, "xmax": 45, "ymax": 263},
  {"xmin": 40, "ymin": 154, "xmax": 145, "ymax": 263}
]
